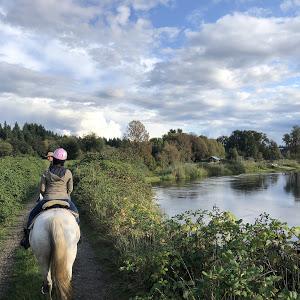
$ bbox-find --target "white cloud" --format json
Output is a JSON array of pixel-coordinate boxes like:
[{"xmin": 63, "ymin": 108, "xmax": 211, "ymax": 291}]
[
  {"xmin": 280, "ymin": 0, "xmax": 300, "ymax": 12},
  {"xmin": 0, "ymin": 94, "xmax": 122, "ymax": 138},
  {"xmin": 127, "ymin": 0, "xmax": 172, "ymax": 11},
  {"xmin": 43, "ymin": 40, "xmax": 98, "ymax": 79},
  {"xmin": 245, "ymin": 7, "xmax": 272, "ymax": 17},
  {"xmin": 0, "ymin": 6, "xmax": 6, "ymax": 16},
  {"xmin": 76, "ymin": 111, "xmax": 122, "ymax": 138},
  {"xmin": 186, "ymin": 13, "xmax": 300, "ymax": 65}
]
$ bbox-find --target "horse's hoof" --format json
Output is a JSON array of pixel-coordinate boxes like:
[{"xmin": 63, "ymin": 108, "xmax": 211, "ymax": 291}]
[{"xmin": 41, "ymin": 283, "xmax": 49, "ymax": 295}]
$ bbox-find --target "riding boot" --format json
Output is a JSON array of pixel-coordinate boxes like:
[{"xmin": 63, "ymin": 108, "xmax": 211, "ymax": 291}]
[{"xmin": 20, "ymin": 228, "xmax": 30, "ymax": 249}]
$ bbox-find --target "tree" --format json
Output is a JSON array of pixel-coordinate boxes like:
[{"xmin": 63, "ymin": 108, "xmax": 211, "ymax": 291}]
[
  {"xmin": 190, "ymin": 136, "xmax": 209, "ymax": 161},
  {"xmin": 12, "ymin": 122, "xmax": 23, "ymax": 140},
  {"xmin": 59, "ymin": 136, "xmax": 81, "ymax": 159},
  {"xmin": 228, "ymin": 147, "xmax": 241, "ymax": 161},
  {"xmin": 283, "ymin": 125, "xmax": 300, "ymax": 158},
  {"xmin": 224, "ymin": 130, "xmax": 278, "ymax": 160},
  {"xmin": 106, "ymin": 137, "xmax": 123, "ymax": 148},
  {"xmin": 158, "ymin": 142, "xmax": 180, "ymax": 167},
  {"xmin": 125, "ymin": 120, "xmax": 149, "ymax": 143},
  {"xmin": 0, "ymin": 122, "xmax": 12, "ymax": 140},
  {"xmin": 9, "ymin": 138, "xmax": 34, "ymax": 155},
  {"xmin": 80, "ymin": 134, "xmax": 104, "ymax": 152},
  {"xmin": 162, "ymin": 129, "xmax": 192, "ymax": 162},
  {"xmin": 0, "ymin": 141, "xmax": 13, "ymax": 156},
  {"xmin": 217, "ymin": 136, "xmax": 229, "ymax": 148},
  {"xmin": 150, "ymin": 138, "xmax": 164, "ymax": 160},
  {"xmin": 264, "ymin": 140, "xmax": 282, "ymax": 160}
]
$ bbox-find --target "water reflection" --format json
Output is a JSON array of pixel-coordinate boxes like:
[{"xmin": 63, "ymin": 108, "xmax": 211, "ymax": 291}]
[
  {"xmin": 285, "ymin": 172, "xmax": 300, "ymax": 201},
  {"xmin": 154, "ymin": 173, "xmax": 300, "ymax": 227},
  {"xmin": 230, "ymin": 174, "xmax": 279, "ymax": 193}
]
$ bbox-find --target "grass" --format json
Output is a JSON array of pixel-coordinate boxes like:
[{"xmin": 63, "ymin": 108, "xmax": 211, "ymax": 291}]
[{"xmin": 2, "ymin": 249, "xmax": 43, "ymax": 300}]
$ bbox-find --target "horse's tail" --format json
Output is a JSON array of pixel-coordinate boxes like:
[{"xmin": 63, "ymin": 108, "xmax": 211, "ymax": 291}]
[{"xmin": 50, "ymin": 218, "xmax": 72, "ymax": 300}]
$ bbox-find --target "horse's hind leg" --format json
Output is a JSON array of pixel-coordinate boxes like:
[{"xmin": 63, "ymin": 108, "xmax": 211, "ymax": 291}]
[
  {"xmin": 41, "ymin": 270, "xmax": 52, "ymax": 295},
  {"xmin": 38, "ymin": 255, "xmax": 52, "ymax": 297}
]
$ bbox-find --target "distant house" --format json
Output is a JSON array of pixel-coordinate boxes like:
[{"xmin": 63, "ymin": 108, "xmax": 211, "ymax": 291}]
[{"xmin": 208, "ymin": 156, "xmax": 221, "ymax": 163}]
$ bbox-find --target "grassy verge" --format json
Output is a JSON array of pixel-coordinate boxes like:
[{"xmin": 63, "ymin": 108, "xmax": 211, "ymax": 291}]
[
  {"xmin": 0, "ymin": 156, "xmax": 46, "ymax": 236},
  {"xmin": 0, "ymin": 156, "xmax": 46, "ymax": 299}
]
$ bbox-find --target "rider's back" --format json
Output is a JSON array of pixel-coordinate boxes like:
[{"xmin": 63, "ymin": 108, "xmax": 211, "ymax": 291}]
[{"xmin": 41, "ymin": 165, "xmax": 73, "ymax": 201}]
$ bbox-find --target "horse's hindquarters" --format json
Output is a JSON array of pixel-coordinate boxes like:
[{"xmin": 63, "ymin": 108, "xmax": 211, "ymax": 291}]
[{"xmin": 30, "ymin": 209, "xmax": 80, "ymax": 300}]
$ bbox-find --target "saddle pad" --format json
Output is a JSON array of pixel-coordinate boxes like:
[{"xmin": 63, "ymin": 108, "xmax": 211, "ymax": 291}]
[{"xmin": 42, "ymin": 200, "xmax": 70, "ymax": 210}]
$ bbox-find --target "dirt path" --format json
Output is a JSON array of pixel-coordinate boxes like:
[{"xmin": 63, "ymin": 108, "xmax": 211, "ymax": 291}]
[
  {"xmin": 0, "ymin": 201, "xmax": 33, "ymax": 297},
  {"xmin": 72, "ymin": 234, "xmax": 106, "ymax": 300},
  {"xmin": 0, "ymin": 201, "xmax": 106, "ymax": 300}
]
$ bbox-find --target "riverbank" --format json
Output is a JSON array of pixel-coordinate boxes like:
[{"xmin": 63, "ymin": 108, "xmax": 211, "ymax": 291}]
[
  {"xmin": 146, "ymin": 159, "xmax": 300, "ymax": 183},
  {"xmin": 73, "ymin": 153, "xmax": 300, "ymax": 299}
]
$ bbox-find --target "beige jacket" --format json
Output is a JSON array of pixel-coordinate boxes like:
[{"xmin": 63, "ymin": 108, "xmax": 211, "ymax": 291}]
[{"xmin": 40, "ymin": 166, "xmax": 73, "ymax": 201}]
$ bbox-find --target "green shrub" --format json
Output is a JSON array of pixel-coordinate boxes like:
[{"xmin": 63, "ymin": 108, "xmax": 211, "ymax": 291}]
[
  {"xmin": 205, "ymin": 163, "xmax": 232, "ymax": 176},
  {"xmin": 0, "ymin": 156, "xmax": 46, "ymax": 225},
  {"xmin": 127, "ymin": 210, "xmax": 300, "ymax": 299},
  {"xmin": 227, "ymin": 161, "xmax": 246, "ymax": 174},
  {"xmin": 73, "ymin": 154, "xmax": 161, "ymax": 240}
]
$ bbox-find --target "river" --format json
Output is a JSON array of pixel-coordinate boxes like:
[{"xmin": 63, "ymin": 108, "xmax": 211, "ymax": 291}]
[{"xmin": 153, "ymin": 172, "xmax": 300, "ymax": 227}]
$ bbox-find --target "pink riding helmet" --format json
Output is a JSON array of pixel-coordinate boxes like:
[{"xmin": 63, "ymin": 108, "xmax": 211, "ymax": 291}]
[{"xmin": 53, "ymin": 148, "xmax": 68, "ymax": 160}]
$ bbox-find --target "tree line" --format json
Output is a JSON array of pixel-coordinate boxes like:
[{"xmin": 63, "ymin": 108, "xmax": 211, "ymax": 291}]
[
  {"xmin": 0, "ymin": 122, "xmax": 104, "ymax": 159},
  {"xmin": 0, "ymin": 120, "xmax": 298, "ymax": 166}
]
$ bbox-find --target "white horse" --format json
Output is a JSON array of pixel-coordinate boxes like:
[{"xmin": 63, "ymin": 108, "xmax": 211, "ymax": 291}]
[{"xmin": 30, "ymin": 208, "xmax": 80, "ymax": 300}]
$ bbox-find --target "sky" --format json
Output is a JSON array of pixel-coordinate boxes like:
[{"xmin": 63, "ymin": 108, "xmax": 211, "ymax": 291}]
[{"xmin": 0, "ymin": 0, "xmax": 300, "ymax": 143}]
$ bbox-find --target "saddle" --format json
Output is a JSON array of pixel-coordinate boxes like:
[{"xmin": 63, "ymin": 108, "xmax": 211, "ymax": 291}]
[
  {"xmin": 29, "ymin": 200, "xmax": 78, "ymax": 230},
  {"xmin": 42, "ymin": 200, "xmax": 70, "ymax": 210}
]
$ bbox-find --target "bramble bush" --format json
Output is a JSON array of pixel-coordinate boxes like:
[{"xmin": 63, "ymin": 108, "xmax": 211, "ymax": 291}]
[
  {"xmin": 131, "ymin": 210, "xmax": 300, "ymax": 299},
  {"xmin": 73, "ymin": 154, "xmax": 300, "ymax": 299},
  {"xmin": 0, "ymin": 156, "xmax": 46, "ymax": 225}
]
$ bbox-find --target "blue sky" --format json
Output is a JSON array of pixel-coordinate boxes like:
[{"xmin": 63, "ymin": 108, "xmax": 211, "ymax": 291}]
[{"xmin": 0, "ymin": 0, "xmax": 300, "ymax": 143}]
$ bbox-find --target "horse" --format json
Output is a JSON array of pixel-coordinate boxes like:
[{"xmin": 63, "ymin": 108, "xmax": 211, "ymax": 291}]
[{"xmin": 29, "ymin": 208, "xmax": 80, "ymax": 300}]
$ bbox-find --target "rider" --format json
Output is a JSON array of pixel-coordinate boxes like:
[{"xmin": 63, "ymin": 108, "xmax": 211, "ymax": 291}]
[
  {"xmin": 20, "ymin": 148, "xmax": 79, "ymax": 249},
  {"xmin": 46, "ymin": 151, "xmax": 54, "ymax": 166}
]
